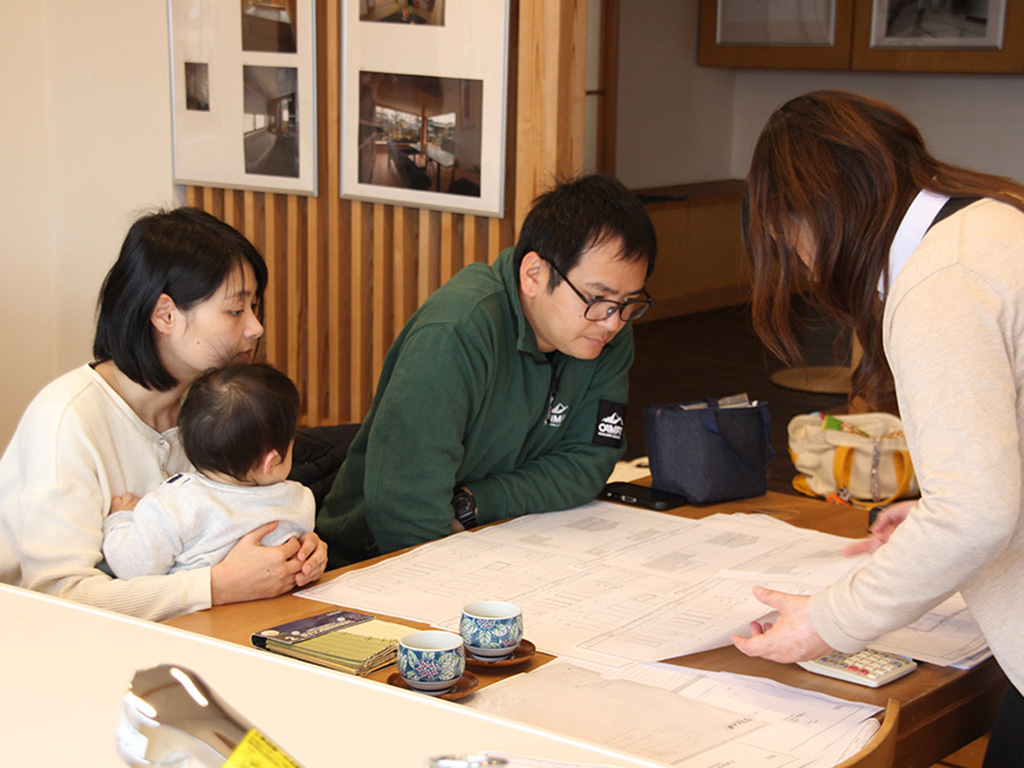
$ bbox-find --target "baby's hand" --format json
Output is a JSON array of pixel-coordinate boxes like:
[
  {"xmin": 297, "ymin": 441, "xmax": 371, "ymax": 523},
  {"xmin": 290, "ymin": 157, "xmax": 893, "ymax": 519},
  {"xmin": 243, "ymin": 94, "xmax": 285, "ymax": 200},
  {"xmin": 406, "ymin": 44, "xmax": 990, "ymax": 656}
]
[{"xmin": 110, "ymin": 492, "xmax": 140, "ymax": 514}]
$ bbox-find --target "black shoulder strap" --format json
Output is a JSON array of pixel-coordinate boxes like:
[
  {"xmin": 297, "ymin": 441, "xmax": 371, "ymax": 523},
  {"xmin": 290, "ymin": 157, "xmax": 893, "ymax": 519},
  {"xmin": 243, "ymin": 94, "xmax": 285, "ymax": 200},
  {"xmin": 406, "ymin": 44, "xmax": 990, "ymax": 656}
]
[{"xmin": 928, "ymin": 196, "xmax": 982, "ymax": 231}]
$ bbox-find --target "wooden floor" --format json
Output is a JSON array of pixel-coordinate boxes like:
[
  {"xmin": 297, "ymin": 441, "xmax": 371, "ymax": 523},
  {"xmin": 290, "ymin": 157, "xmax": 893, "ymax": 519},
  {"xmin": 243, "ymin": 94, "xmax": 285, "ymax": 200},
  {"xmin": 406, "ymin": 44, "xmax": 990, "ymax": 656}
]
[
  {"xmin": 366, "ymin": 146, "xmax": 480, "ymax": 194},
  {"xmin": 933, "ymin": 736, "xmax": 989, "ymax": 768},
  {"xmin": 628, "ymin": 302, "xmax": 990, "ymax": 768}
]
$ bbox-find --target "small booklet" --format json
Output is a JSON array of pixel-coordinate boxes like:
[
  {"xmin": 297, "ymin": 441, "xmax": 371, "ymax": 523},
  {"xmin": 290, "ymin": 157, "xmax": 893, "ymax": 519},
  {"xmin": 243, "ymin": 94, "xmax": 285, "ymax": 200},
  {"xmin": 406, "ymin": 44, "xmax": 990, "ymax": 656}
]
[
  {"xmin": 678, "ymin": 393, "xmax": 757, "ymax": 410},
  {"xmin": 251, "ymin": 609, "xmax": 408, "ymax": 676}
]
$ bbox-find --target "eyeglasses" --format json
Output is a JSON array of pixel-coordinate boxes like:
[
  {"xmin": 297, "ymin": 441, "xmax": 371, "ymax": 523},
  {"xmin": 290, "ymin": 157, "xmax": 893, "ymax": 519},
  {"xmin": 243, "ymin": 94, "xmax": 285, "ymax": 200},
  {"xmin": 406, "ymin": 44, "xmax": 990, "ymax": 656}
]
[{"xmin": 543, "ymin": 258, "xmax": 653, "ymax": 322}]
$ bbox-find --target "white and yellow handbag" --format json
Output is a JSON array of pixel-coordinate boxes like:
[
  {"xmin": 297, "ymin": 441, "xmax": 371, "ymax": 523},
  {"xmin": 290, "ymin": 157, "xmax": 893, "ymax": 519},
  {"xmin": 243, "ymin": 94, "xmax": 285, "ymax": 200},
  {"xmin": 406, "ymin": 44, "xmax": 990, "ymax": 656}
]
[{"xmin": 788, "ymin": 412, "xmax": 918, "ymax": 507}]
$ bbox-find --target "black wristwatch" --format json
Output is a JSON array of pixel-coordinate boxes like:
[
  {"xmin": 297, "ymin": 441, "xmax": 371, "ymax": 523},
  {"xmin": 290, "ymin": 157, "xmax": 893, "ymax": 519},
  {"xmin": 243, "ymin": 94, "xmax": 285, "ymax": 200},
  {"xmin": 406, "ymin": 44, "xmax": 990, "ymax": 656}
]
[{"xmin": 452, "ymin": 486, "xmax": 478, "ymax": 529}]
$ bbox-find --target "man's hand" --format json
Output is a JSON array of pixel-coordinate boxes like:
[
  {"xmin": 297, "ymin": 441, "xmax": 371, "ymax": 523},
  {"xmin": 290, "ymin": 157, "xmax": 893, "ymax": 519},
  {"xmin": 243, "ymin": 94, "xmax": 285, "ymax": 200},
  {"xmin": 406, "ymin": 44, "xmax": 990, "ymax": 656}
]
[{"xmin": 732, "ymin": 586, "xmax": 833, "ymax": 663}]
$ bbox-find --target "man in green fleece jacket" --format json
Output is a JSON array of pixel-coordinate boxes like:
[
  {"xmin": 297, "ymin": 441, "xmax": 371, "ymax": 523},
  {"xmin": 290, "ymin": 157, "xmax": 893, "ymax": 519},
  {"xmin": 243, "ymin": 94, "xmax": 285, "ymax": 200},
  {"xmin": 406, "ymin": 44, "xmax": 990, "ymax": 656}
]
[{"xmin": 317, "ymin": 175, "xmax": 657, "ymax": 567}]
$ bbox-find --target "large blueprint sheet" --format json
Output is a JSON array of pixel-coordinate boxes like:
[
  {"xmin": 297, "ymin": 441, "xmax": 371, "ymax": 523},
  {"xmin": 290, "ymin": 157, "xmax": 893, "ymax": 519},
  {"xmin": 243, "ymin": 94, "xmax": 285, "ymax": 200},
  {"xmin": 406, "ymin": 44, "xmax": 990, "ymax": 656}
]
[{"xmin": 300, "ymin": 502, "xmax": 869, "ymax": 664}]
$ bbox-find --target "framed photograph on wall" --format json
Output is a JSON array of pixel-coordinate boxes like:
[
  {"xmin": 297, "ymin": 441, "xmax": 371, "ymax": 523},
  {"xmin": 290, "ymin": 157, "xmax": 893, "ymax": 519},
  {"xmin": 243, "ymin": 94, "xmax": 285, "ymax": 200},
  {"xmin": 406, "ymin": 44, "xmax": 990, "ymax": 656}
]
[
  {"xmin": 341, "ymin": 0, "xmax": 510, "ymax": 217},
  {"xmin": 715, "ymin": 0, "xmax": 837, "ymax": 46},
  {"xmin": 698, "ymin": 0, "xmax": 855, "ymax": 69},
  {"xmin": 870, "ymin": 0, "xmax": 1005, "ymax": 49},
  {"xmin": 168, "ymin": 0, "xmax": 318, "ymax": 195}
]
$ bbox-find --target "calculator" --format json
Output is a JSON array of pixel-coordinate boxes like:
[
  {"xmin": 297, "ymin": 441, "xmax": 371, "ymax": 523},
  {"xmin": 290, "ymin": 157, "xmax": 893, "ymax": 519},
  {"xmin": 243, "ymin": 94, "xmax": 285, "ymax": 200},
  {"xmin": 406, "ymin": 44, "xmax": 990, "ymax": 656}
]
[{"xmin": 798, "ymin": 649, "xmax": 918, "ymax": 688}]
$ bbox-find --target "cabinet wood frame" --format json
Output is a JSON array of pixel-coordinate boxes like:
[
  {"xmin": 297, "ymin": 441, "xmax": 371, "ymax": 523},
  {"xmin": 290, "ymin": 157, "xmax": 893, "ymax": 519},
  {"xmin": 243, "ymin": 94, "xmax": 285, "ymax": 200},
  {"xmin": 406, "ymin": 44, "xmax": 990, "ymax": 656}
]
[
  {"xmin": 697, "ymin": 0, "xmax": 854, "ymax": 70},
  {"xmin": 698, "ymin": 0, "xmax": 1024, "ymax": 73}
]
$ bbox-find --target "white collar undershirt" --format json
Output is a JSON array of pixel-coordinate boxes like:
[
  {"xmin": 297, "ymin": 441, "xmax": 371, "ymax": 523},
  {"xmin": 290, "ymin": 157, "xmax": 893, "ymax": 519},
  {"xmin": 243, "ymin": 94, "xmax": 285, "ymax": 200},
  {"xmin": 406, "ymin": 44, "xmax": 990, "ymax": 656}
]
[{"xmin": 880, "ymin": 188, "xmax": 950, "ymax": 298}]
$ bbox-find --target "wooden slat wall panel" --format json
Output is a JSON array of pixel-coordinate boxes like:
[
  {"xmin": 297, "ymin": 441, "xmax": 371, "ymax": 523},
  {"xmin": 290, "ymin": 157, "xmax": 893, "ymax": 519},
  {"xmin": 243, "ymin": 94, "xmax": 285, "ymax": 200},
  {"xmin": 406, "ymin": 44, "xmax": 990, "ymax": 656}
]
[
  {"xmin": 416, "ymin": 208, "xmax": 441, "ymax": 310},
  {"xmin": 285, "ymin": 195, "xmax": 303, "ymax": 388},
  {"xmin": 371, "ymin": 204, "xmax": 394, "ymax": 383},
  {"xmin": 305, "ymin": 196, "xmax": 323, "ymax": 424},
  {"xmin": 263, "ymin": 195, "xmax": 286, "ymax": 366},
  {"xmin": 393, "ymin": 207, "xmax": 419, "ymax": 330},
  {"xmin": 349, "ymin": 200, "xmax": 373, "ymax": 418},
  {"xmin": 186, "ymin": 0, "xmax": 585, "ymax": 426}
]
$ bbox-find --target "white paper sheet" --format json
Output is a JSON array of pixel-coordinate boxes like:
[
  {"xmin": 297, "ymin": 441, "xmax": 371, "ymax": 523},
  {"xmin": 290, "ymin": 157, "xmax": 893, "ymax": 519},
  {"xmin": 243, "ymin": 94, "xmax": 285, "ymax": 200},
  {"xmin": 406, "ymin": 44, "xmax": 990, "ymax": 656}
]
[
  {"xmin": 468, "ymin": 660, "xmax": 882, "ymax": 768},
  {"xmin": 467, "ymin": 661, "xmax": 766, "ymax": 764},
  {"xmin": 606, "ymin": 457, "xmax": 652, "ymax": 483}
]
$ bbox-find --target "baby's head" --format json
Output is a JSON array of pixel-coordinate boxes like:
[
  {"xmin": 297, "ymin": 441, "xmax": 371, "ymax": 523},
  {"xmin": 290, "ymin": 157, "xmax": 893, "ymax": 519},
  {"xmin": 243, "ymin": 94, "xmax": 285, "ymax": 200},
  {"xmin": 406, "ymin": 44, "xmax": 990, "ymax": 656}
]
[{"xmin": 180, "ymin": 363, "xmax": 300, "ymax": 485}]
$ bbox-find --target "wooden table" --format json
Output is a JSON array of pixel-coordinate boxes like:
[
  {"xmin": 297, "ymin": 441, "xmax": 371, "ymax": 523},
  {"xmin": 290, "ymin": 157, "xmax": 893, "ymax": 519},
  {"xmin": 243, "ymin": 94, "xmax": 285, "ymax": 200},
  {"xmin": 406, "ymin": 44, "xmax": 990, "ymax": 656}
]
[
  {"xmin": 410, "ymin": 141, "xmax": 455, "ymax": 191},
  {"xmin": 165, "ymin": 491, "xmax": 1008, "ymax": 768}
]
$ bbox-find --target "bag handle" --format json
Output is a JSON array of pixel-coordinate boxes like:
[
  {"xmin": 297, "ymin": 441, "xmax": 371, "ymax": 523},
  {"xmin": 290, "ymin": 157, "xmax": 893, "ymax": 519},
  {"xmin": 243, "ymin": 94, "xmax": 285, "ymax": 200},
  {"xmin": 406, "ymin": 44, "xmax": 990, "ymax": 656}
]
[
  {"xmin": 698, "ymin": 398, "xmax": 776, "ymax": 472},
  {"xmin": 833, "ymin": 445, "xmax": 915, "ymax": 508}
]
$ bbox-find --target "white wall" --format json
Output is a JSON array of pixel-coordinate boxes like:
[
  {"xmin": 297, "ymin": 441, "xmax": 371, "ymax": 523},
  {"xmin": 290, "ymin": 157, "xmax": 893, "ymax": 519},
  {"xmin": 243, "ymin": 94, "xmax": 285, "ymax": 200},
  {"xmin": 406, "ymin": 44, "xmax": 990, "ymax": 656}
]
[
  {"xmin": 615, "ymin": 0, "xmax": 735, "ymax": 189},
  {"xmin": 617, "ymin": 0, "xmax": 1024, "ymax": 190},
  {"xmin": 1, "ymin": 6, "xmax": 58, "ymax": 449},
  {"xmin": 0, "ymin": 1, "xmax": 179, "ymax": 449},
  {"xmin": 729, "ymin": 70, "xmax": 1024, "ymax": 182}
]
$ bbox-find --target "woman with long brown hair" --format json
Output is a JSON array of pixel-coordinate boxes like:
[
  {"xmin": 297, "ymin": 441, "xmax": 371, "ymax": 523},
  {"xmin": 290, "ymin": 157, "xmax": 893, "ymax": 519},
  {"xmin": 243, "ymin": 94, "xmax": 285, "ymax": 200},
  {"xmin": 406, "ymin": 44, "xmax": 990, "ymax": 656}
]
[{"xmin": 736, "ymin": 91, "xmax": 1024, "ymax": 765}]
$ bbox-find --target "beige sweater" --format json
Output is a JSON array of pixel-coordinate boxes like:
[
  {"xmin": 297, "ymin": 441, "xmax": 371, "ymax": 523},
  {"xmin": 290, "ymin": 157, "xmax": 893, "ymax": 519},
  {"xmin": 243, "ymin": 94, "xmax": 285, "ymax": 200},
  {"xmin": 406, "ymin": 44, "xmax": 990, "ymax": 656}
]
[
  {"xmin": 0, "ymin": 365, "xmax": 210, "ymax": 620},
  {"xmin": 809, "ymin": 198, "xmax": 1024, "ymax": 693}
]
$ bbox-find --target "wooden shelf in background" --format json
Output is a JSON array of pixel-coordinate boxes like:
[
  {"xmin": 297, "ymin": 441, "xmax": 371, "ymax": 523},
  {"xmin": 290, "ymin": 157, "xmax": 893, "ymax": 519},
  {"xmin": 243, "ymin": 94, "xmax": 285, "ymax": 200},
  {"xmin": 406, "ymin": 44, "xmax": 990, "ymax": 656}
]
[{"xmin": 633, "ymin": 179, "xmax": 749, "ymax": 322}]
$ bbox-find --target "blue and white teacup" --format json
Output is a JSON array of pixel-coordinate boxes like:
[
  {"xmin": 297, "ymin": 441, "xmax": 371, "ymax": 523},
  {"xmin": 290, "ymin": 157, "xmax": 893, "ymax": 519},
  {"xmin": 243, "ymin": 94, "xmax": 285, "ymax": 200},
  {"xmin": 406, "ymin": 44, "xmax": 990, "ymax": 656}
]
[
  {"xmin": 460, "ymin": 601, "xmax": 523, "ymax": 660},
  {"xmin": 397, "ymin": 630, "xmax": 466, "ymax": 692}
]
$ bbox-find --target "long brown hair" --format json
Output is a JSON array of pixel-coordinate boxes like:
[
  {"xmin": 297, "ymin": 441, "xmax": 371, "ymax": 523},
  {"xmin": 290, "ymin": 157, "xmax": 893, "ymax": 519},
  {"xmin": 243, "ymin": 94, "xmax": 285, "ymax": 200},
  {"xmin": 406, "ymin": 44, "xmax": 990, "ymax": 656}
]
[{"xmin": 745, "ymin": 90, "xmax": 1024, "ymax": 402}]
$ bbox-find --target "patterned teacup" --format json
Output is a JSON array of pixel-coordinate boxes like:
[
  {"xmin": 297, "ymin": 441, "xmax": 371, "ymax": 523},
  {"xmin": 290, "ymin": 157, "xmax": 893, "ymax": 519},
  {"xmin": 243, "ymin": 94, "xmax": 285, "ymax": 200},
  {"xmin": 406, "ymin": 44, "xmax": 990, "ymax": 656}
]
[
  {"xmin": 397, "ymin": 631, "xmax": 466, "ymax": 692},
  {"xmin": 460, "ymin": 601, "xmax": 523, "ymax": 660}
]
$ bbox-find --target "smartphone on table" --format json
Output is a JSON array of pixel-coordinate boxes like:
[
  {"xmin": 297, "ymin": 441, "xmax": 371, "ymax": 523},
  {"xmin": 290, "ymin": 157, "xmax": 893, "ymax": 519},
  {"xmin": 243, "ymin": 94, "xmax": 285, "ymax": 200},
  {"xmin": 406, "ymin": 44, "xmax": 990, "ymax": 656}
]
[{"xmin": 599, "ymin": 482, "xmax": 688, "ymax": 511}]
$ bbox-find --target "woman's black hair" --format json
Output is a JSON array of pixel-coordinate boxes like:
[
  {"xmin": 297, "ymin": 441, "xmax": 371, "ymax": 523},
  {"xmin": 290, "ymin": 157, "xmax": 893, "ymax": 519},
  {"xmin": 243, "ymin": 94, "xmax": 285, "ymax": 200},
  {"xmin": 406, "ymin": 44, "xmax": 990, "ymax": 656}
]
[
  {"xmin": 93, "ymin": 207, "xmax": 268, "ymax": 391},
  {"xmin": 512, "ymin": 174, "xmax": 657, "ymax": 287},
  {"xmin": 180, "ymin": 363, "xmax": 300, "ymax": 482}
]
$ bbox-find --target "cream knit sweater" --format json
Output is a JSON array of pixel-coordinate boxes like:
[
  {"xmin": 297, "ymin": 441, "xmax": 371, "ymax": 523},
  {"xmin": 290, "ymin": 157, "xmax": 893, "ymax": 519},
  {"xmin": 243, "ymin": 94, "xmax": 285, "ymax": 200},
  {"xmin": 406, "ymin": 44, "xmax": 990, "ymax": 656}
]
[
  {"xmin": 809, "ymin": 198, "xmax": 1024, "ymax": 693},
  {"xmin": 0, "ymin": 365, "xmax": 210, "ymax": 620}
]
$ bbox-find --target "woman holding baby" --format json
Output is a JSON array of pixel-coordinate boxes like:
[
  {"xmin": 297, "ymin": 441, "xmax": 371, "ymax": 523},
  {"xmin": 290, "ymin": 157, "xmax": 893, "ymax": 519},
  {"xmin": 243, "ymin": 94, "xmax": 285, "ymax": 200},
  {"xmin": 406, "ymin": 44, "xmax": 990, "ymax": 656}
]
[{"xmin": 0, "ymin": 207, "xmax": 327, "ymax": 620}]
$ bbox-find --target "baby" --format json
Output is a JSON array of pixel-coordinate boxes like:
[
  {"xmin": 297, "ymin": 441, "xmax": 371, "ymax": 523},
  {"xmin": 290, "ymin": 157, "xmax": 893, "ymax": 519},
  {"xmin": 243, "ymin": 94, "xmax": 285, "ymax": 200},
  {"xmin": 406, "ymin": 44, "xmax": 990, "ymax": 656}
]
[{"xmin": 103, "ymin": 363, "xmax": 314, "ymax": 578}]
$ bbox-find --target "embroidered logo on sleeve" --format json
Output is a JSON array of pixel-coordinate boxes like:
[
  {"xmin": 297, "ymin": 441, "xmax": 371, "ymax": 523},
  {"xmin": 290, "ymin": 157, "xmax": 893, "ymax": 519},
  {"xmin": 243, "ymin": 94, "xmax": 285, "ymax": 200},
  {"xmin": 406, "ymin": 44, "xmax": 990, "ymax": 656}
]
[{"xmin": 593, "ymin": 400, "xmax": 627, "ymax": 446}]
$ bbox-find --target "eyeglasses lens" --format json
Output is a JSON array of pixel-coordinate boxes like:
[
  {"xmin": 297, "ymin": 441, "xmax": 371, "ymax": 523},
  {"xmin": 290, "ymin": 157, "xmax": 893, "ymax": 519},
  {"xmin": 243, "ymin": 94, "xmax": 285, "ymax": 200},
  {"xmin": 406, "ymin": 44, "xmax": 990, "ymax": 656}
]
[
  {"xmin": 583, "ymin": 300, "xmax": 650, "ymax": 322},
  {"xmin": 622, "ymin": 302, "xmax": 649, "ymax": 321}
]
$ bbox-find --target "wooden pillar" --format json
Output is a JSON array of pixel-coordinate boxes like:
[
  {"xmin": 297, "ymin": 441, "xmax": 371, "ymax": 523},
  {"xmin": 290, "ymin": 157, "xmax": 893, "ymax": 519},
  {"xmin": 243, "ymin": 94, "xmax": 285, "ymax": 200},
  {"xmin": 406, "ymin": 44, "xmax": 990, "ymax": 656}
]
[{"xmin": 514, "ymin": 0, "xmax": 588, "ymax": 235}]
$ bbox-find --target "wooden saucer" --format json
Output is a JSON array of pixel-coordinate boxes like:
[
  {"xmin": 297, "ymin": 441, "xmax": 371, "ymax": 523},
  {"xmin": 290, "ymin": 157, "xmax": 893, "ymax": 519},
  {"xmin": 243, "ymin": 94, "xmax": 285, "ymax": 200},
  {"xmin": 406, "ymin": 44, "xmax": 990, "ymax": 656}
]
[
  {"xmin": 386, "ymin": 671, "xmax": 479, "ymax": 700},
  {"xmin": 464, "ymin": 639, "xmax": 536, "ymax": 668}
]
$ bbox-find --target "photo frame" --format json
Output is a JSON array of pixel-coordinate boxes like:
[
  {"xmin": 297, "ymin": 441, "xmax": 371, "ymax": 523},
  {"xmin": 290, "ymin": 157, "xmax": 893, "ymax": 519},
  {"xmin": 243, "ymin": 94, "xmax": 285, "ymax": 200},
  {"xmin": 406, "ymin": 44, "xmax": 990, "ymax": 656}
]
[
  {"xmin": 697, "ymin": 0, "xmax": 855, "ymax": 69},
  {"xmin": 715, "ymin": 0, "xmax": 836, "ymax": 47},
  {"xmin": 870, "ymin": 0, "xmax": 1005, "ymax": 49},
  {"xmin": 168, "ymin": 0, "xmax": 318, "ymax": 195},
  {"xmin": 341, "ymin": 0, "xmax": 510, "ymax": 217}
]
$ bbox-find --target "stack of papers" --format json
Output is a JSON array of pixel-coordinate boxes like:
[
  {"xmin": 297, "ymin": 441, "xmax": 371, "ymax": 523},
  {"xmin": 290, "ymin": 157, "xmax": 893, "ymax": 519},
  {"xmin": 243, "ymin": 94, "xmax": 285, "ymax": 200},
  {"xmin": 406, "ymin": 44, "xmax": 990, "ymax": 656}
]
[
  {"xmin": 869, "ymin": 592, "xmax": 992, "ymax": 669},
  {"xmin": 251, "ymin": 609, "xmax": 410, "ymax": 676}
]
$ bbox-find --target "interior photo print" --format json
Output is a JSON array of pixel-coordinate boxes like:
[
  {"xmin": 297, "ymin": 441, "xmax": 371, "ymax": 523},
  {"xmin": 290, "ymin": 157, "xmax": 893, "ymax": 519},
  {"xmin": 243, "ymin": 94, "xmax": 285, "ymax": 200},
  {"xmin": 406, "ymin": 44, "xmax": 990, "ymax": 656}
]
[
  {"xmin": 715, "ymin": 0, "xmax": 834, "ymax": 45},
  {"xmin": 358, "ymin": 71, "xmax": 482, "ymax": 197},
  {"xmin": 241, "ymin": 0, "xmax": 299, "ymax": 52},
  {"xmin": 877, "ymin": 0, "xmax": 995, "ymax": 43},
  {"xmin": 359, "ymin": 0, "xmax": 445, "ymax": 27},
  {"xmin": 184, "ymin": 62, "xmax": 210, "ymax": 111},
  {"xmin": 243, "ymin": 65, "xmax": 299, "ymax": 178}
]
